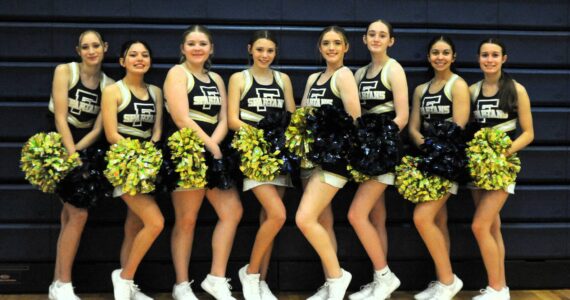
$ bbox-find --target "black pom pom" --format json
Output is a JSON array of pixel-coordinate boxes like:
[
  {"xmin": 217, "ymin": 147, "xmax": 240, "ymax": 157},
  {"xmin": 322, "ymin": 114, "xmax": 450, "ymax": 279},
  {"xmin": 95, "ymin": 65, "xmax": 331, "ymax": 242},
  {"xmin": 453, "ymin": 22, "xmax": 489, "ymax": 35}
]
[
  {"xmin": 305, "ymin": 105, "xmax": 355, "ymax": 166},
  {"xmin": 154, "ymin": 141, "xmax": 180, "ymax": 195},
  {"xmin": 417, "ymin": 120, "xmax": 467, "ymax": 180},
  {"xmin": 349, "ymin": 114, "xmax": 401, "ymax": 176},
  {"xmin": 55, "ymin": 145, "xmax": 113, "ymax": 209},
  {"xmin": 257, "ymin": 110, "xmax": 300, "ymax": 175}
]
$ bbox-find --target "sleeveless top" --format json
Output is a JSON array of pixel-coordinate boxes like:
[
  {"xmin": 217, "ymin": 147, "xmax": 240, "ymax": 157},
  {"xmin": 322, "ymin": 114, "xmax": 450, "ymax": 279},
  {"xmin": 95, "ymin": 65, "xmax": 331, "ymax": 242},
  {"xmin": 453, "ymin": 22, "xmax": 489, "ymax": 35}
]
[
  {"xmin": 116, "ymin": 80, "xmax": 158, "ymax": 141},
  {"xmin": 239, "ymin": 69, "xmax": 287, "ymax": 127},
  {"xmin": 419, "ymin": 74, "xmax": 459, "ymax": 130},
  {"xmin": 471, "ymin": 80, "xmax": 518, "ymax": 139},
  {"xmin": 305, "ymin": 68, "xmax": 345, "ymax": 110},
  {"xmin": 357, "ymin": 58, "xmax": 396, "ymax": 117},
  {"xmin": 48, "ymin": 62, "xmax": 110, "ymax": 142},
  {"xmin": 166, "ymin": 65, "xmax": 222, "ymax": 136}
]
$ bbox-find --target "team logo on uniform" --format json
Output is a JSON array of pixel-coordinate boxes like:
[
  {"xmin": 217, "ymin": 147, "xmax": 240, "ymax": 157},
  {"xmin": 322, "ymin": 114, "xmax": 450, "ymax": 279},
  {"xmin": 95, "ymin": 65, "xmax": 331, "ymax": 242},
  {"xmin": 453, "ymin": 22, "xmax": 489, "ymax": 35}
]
[
  {"xmin": 247, "ymin": 88, "xmax": 284, "ymax": 112},
  {"xmin": 124, "ymin": 103, "xmax": 156, "ymax": 127},
  {"xmin": 420, "ymin": 95, "xmax": 450, "ymax": 119},
  {"xmin": 475, "ymin": 99, "xmax": 508, "ymax": 123},
  {"xmin": 306, "ymin": 88, "xmax": 333, "ymax": 107},
  {"xmin": 69, "ymin": 89, "xmax": 99, "ymax": 116},
  {"xmin": 359, "ymin": 81, "xmax": 386, "ymax": 102},
  {"xmin": 194, "ymin": 86, "xmax": 221, "ymax": 110}
]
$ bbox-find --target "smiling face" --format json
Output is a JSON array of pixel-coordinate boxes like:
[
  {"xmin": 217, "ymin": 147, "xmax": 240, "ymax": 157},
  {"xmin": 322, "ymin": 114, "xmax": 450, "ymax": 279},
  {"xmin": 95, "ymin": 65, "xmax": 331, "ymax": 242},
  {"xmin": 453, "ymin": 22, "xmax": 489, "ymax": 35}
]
[
  {"xmin": 77, "ymin": 31, "xmax": 107, "ymax": 66},
  {"xmin": 120, "ymin": 42, "xmax": 151, "ymax": 75},
  {"xmin": 478, "ymin": 42, "xmax": 507, "ymax": 76},
  {"xmin": 319, "ymin": 30, "xmax": 349, "ymax": 65},
  {"xmin": 428, "ymin": 40, "xmax": 455, "ymax": 73},
  {"xmin": 248, "ymin": 38, "xmax": 276, "ymax": 69},
  {"xmin": 181, "ymin": 31, "xmax": 213, "ymax": 66},
  {"xmin": 363, "ymin": 21, "xmax": 393, "ymax": 54}
]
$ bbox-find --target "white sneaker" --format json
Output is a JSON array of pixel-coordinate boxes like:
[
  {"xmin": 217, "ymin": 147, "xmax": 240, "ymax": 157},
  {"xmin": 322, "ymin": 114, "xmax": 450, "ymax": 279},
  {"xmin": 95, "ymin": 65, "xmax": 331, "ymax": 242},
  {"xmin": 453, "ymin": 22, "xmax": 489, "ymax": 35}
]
[
  {"xmin": 239, "ymin": 265, "xmax": 261, "ymax": 300},
  {"xmin": 326, "ymin": 269, "xmax": 352, "ymax": 300},
  {"xmin": 173, "ymin": 281, "xmax": 198, "ymax": 300},
  {"xmin": 427, "ymin": 275, "xmax": 463, "ymax": 300},
  {"xmin": 111, "ymin": 269, "xmax": 135, "ymax": 300},
  {"xmin": 348, "ymin": 282, "xmax": 374, "ymax": 300},
  {"xmin": 472, "ymin": 286, "xmax": 509, "ymax": 300},
  {"xmin": 49, "ymin": 280, "xmax": 81, "ymax": 300},
  {"xmin": 307, "ymin": 282, "xmax": 328, "ymax": 300},
  {"xmin": 201, "ymin": 274, "xmax": 236, "ymax": 300},
  {"xmin": 415, "ymin": 281, "xmax": 438, "ymax": 300},
  {"xmin": 371, "ymin": 272, "xmax": 401, "ymax": 299},
  {"xmin": 260, "ymin": 281, "xmax": 278, "ymax": 300}
]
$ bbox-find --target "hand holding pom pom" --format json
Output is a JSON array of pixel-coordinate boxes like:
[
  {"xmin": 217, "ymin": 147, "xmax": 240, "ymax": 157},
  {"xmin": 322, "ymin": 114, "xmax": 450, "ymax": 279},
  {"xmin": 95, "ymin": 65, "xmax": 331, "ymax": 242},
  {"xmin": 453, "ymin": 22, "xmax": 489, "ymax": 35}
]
[
  {"xmin": 20, "ymin": 132, "xmax": 81, "ymax": 193},
  {"xmin": 467, "ymin": 128, "xmax": 521, "ymax": 190},
  {"xmin": 232, "ymin": 124, "xmax": 283, "ymax": 182},
  {"xmin": 104, "ymin": 138, "xmax": 163, "ymax": 196},
  {"xmin": 395, "ymin": 155, "xmax": 453, "ymax": 203}
]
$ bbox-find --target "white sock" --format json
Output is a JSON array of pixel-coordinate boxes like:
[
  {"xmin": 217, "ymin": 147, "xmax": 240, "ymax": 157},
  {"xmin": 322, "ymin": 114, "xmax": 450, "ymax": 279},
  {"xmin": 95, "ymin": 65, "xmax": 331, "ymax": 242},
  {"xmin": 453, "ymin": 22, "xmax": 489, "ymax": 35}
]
[
  {"xmin": 175, "ymin": 281, "xmax": 189, "ymax": 287},
  {"xmin": 375, "ymin": 265, "xmax": 390, "ymax": 277}
]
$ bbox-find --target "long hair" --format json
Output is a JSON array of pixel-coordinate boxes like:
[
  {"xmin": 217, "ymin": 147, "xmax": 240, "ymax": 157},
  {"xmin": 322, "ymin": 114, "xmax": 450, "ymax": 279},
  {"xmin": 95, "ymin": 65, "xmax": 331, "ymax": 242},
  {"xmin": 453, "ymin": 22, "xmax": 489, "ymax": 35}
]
[
  {"xmin": 425, "ymin": 35, "xmax": 458, "ymax": 80},
  {"xmin": 478, "ymin": 38, "xmax": 517, "ymax": 112}
]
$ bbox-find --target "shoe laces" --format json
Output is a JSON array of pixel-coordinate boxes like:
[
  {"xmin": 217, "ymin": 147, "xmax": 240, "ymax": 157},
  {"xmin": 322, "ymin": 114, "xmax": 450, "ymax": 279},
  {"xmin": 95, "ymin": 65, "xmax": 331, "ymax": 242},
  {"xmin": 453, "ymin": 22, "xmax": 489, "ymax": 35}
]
[{"xmin": 359, "ymin": 282, "xmax": 375, "ymax": 291}]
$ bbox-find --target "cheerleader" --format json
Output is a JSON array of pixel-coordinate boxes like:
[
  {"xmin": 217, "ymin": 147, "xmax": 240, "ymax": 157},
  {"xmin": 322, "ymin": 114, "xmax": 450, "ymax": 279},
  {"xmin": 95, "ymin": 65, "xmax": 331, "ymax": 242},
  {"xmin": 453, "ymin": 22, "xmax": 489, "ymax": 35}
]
[
  {"xmin": 47, "ymin": 29, "xmax": 114, "ymax": 300},
  {"xmin": 469, "ymin": 38, "xmax": 534, "ymax": 300},
  {"xmin": 347, "ymin": 20, "xmax": 408, "ymax": 300},
  {"xmin": 101, "ymin": 40, "xmax": 164, "ymax": 300},
  {"xmin": 163, "ymin": 25, "xmax": 242, "ymax": 300},
  {"xmin": 227, "ymin": 30, "xmax": 296, "ymax": 300},
  {"xmin": 408, "ymin": 36, "xmax": 470, "ymax": 300},
  {"xmin": 296, "ymin": 26, "xmax": 361, "ymax": 300}
]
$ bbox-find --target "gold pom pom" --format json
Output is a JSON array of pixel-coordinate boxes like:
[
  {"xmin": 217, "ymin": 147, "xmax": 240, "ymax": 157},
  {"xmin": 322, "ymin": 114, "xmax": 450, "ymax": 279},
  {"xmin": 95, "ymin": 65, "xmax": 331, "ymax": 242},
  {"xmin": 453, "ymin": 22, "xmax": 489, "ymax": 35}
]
[
  {"xmin": 395, "ymin": 156, "xmax": 453, "ymax": 203},
  {"xmin": 232, "ymin": 124, "xmax": 283, "ymax": 182},
  {"xmin": 20, "ymin": 132, "xmax": 81, "ymax": 193},
  {"xmin": 168, "ymin": 128, "xmax": 207, "ymax": 189},
  {"xmin": 104, "ymin": 138, "xmax": 163, "ymax": 196},
  {"xmin": 467, "ymin": 128, "xmax": 521, "ymax": 190}
]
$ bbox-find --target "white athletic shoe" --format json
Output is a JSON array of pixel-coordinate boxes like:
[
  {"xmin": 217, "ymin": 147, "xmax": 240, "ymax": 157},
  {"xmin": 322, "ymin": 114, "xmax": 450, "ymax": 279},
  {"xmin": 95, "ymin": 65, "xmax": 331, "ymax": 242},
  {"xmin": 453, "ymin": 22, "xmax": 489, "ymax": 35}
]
[
  {"xmin": 260, "ymin": 280, "xmax": 278, "ymax": 300},
  {"xmin": 427, "ymin": 275, "xmax": 463, "ymax": 300},
  {"xmin": 326, "ymin": 269, "xmax": 352, "ymax": 300},
  {"xmin": 49, "ymin": 280, "xmax": 81, "ymax": 300},
  {"xmin": 371, "ymin": 271, "xmax": 401, "ymax": 299},
  {"xmin": 348, "ymin": 282, "xmax": 374, "ymax": 300},
  {"xmin": 111, "ymin": 269, "xmax": 143, "ymax": 300},
  {"xmin": 172, "ymin": 281, "xmax": 198, "ymax": 300},
  {"xmin": 239, "ymin": 265, "xmax": 261, "ymax": 300},
  {"xmin": 472, "ymin": 286, "xmax": 510, "ymax": 300},
  {"xmin": 415, "ymin": 281, "xmax": 439, "ymax": 300},
  {"xmin": 133, "ymin": 289, "xmax": 154, "ymax": 300},
  {"xmin": 201, "ymin": 275, "xmax": 236, "ymax": 300}
]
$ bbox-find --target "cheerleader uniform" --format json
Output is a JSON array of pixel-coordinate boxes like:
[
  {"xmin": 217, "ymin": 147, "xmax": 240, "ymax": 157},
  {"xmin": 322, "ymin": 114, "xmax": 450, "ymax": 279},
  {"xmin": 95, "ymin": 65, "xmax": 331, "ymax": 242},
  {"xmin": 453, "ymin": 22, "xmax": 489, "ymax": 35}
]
[
  {"xmin": 165, "ymin": 65, "xmax": 223, "ymax": 192},
  {"xmin": 301, "ymin": 67, "xmax": 349, "ymax": 188},
  {"xmin": 48, "ymin": 62, "xmax": 110, "ymax": 143},
  {"xmin": 239, "ymin": 69, "xmax": 293, "ymax": 191},
  {"xmin": 356, "ymin": 59, "xmax": 398, "ymax": 185},
  {"xmin": 418, "ymin": 74, "xmax": 460, "ymax": 195},
  {"xmin": 113, "ymin": 80, "xmax": 159, "ymax": 197},
  {"xmin": 469, "ymin": 80, "xmax": 518, "ymax": 194}
]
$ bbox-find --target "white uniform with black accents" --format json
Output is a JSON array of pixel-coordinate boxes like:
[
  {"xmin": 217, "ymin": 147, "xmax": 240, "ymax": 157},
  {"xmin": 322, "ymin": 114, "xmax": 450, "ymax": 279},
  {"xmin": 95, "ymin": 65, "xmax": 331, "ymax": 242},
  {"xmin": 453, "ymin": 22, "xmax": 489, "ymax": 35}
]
[
  {"xmin": 48, "ymin": 62, "xmax": 110, "ymax": 142},
  {"xmin": 238, "ymin": 69, "xmax": 293, "ymax": 191},
  {"xmin": 355, "ymin": 59, "xmax": 399, "ymax": 185}
]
